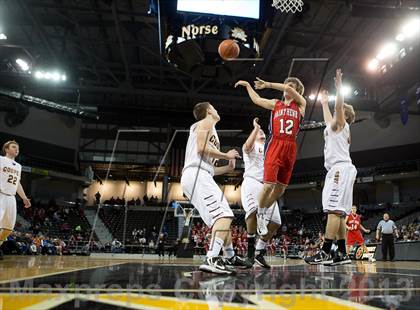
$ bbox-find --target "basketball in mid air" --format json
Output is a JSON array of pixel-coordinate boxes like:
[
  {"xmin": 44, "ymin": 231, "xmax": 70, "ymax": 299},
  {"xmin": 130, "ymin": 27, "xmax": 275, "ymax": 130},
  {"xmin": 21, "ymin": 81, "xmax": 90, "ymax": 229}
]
[{"xmin": 218, "ymin": 39, "xmax": 240, "ymax": 60}]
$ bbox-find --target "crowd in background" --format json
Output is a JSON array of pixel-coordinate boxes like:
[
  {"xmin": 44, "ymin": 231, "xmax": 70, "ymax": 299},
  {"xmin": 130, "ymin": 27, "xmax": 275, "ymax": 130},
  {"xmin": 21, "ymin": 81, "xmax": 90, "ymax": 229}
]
[
  {"xmin": 97, "ymin": 193, "xmax": 160, "ymax": 207},
  {"xmin": 190, "ymin": 220, "xmax": 325, "ymax": 258},
  {"xmin": 3, "ymin": 197, "xmax": 419, "ymax": 258},
  {"xmin": 0, "ymin": 200, "xmax": 94, "ymax": 256},
  {"xmin": 396, "ymin": 220, "xmax": 420, "ymax": 242},
  {"xmin": 20, "ymin": 199, "xmax": 88, "ymax": 239}
]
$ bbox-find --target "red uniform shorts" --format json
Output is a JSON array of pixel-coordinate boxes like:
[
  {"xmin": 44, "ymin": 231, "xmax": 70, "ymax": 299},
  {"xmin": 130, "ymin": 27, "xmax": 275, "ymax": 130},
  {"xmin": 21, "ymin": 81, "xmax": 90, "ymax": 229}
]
[
  {"xmin": 264, "ymin": 138, "xmax": 297, "ymax": 185},
  {"xmin": 347, "ymin": 231, "xmax": 365, "ymax": 246}
]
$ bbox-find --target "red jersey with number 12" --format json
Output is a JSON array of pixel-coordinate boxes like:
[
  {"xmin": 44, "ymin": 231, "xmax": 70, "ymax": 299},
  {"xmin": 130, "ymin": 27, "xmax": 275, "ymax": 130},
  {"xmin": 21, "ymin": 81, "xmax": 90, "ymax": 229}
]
[{"xmin": 270, "ymin": 100, "xmax": 302, "ymax": 141}]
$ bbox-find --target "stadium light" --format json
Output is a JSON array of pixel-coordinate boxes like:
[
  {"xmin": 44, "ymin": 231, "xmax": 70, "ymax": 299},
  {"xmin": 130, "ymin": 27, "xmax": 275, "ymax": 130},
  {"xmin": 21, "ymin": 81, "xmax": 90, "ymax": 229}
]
[
  {"xmin": 15, "ymin": 59, "xmax": 30, "ymax": 71},
  {"xmin": 395, "ymin": 33, "xmax": 405, "ymax": 42},
  {"xmin": 401, "ymin": 18, "xmax": 420, "ymax": 38},
  {"xmin": 0, "ymin": 33, "xmax": 7, "ymax": 40},
  {"xmin": 367, "ymin": 58, "xmax": 379, "ymax": 71},
  {"xmin": 52, "ymin": 72, "xmax": 60, "ymax": 81},
  {"xmin": 342, "ymin": 85, "xmax": 352, "ymax": 97},
  {"xmin": 328, "ymin": 95, "xmax": 336, "ymax": 102},
  {"xmin": 309, "ymin": 94, "xmax": 316, "ymax": 101},
  {"xmin": 377, "ymin": 42, "xmax": 397, "ymax": 60},
  {"xmin": 33, "ymin": 70, "xmax": 67, "ymax": 82},
  {"xmin": 34, "ymin": 71, "xmax": 43, "ymax": 79}
]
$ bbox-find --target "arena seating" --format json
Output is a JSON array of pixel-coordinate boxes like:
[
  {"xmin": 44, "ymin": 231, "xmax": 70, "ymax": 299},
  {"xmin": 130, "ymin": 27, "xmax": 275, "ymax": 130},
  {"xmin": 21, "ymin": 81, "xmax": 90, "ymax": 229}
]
[{"xmin": 99, "ymin": 207, "xmax": 178, "ymax": 243}]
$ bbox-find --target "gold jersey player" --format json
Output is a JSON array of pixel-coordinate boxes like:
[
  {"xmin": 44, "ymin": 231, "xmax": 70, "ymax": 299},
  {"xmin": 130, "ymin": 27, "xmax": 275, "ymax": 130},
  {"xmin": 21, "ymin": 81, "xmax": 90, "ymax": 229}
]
[
  {"xmin": 0, "ymin": 141, "xmax": 31, "ymax": 260},
  {"xmin": 305, "ymin": 69, "xmax": 356, "ymax": 266},
  {"xmin": 181, "ymin": 102, "xmax": 252, "ymax": 274},
  {"xmin": 235, "ymin": 77, "xmax": 306, "ymax": 236},
  {"xmin": 241, "ymin": 118, "xmax": 281, "ymax": 268}
]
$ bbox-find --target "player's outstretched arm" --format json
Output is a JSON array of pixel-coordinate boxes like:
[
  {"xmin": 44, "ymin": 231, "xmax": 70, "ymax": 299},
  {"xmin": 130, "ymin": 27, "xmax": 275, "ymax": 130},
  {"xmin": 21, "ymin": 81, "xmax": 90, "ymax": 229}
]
[
  {"xmin": 320, "ymin": 90, "xmax": 333, "ymax": 124},
  {"xmin": 196, "ymin": 120, "xmax": 241, "ymax": 160},
  {"xmin": 214, "ymin": 158, "xmax": 236, "ymax": 176},
  {"xmin": 17, "ymin": 182, "xmax": 31, "ymax": 208},
  {"xmin": 360, "ymin": 224, "xmax": 370, "ymax": 233},
  {"xmin": 332, "ymin": 68, "xmax": 346, "ymax": 131},
  {"xmin": 235, "ymin": 80, "xmax": 276, "ymax": 110},
  {"xmin": 255, "ymin": 77, "xmax": 307, "ymax": 109},
  {"xmin": 243, "ymin": 118, "xmax": 260, "ymax": 153}
]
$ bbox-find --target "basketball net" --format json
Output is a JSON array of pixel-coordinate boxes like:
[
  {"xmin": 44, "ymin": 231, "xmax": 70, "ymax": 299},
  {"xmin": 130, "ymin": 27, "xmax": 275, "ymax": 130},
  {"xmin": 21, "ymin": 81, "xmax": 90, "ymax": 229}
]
[{"xmin": 272, "ymin": 0, "xmax": 304, "ymax": 13}]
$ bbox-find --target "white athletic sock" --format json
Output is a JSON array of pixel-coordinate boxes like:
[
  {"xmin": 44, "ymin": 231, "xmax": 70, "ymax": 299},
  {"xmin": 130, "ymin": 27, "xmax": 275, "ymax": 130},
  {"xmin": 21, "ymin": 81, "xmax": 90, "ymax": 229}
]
[
  {"xmin": 247, "ymin": 234, "xmax": 256, "ymax": 238},
  {"xmin": 256, "ymin": 239, "xmax": 267, "ymax": 251},
  {"xmin": 207, "ymin": 236, "xmax": 224, "ymax": 258},
  {"xmin": 223, "ymin": 243, "xmax": 235, "ymax": 258}
]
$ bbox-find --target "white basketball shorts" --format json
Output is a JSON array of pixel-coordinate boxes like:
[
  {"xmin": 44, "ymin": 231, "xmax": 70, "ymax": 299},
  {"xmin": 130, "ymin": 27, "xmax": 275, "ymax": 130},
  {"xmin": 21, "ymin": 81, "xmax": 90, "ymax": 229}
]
[
  {"xmin": 322, "ymin": 163, "xmax": 357, "ymax": 215},
  {"xmin": 241, "ymin": 177, "xmax": 281, "ymax": 225},
  {"xmin": 0, "ymin": 193, "xmax": 17, "ymax": 231},
  {"xmin": 181, "ymin": 167, "xmax": 234, "ymax": 228}
]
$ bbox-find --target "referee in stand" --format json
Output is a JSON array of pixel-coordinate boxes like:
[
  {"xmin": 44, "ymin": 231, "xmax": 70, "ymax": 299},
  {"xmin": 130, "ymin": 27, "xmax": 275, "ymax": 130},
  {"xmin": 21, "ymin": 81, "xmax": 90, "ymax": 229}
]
[{"xmin": 376, "ymin": 213, "xmax": 399, "ymax": 261}]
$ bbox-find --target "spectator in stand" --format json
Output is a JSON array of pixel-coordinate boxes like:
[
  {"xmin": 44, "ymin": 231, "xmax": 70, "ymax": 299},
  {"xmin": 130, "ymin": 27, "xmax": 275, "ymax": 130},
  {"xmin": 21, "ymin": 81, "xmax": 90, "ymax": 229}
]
[
  {"xmin": 29, "ymin": 242, "xmax": 37, "ymax": 255},
  {"xmin": 139, "ymin": 236, "xmax": 147, "ymax": 246},
  {"xmin": 75, "ymin": 225, "xmax": 82, "ymax": 234},
  {"xmin": 111, "ymin": 238, "xmax": 123, "ymax": 253},
  {"xmin": 168, "ymin": 239, "xmax": 178, "ymax": 259},
  {"xmin": 143, "ymin": 194, "xmax": 149, "ymax": 205},
  {"xmin": 135, "ymin": 197, "xmax": 141, "ymax": 206},
  {"xmin": 95, "ymin": 191, "xmax": 101, "ymax": 205},
  {"xmin": 115, "ymin": 197, "xmax": 123, "ymax": 205},
  {"xmin": 148, "ymin": 239, "xmax": 155, "ymax": 253},
  {"xmin": 157, "ymin": 234, "xmax": 165, "ymax": 258},
  {"xmin": 315, "ymin": 232, "xmax": 324, "ymax": 248},
  {"xmin": 151, "ymin": 226, "xmax": 157, "ymax": 240}
]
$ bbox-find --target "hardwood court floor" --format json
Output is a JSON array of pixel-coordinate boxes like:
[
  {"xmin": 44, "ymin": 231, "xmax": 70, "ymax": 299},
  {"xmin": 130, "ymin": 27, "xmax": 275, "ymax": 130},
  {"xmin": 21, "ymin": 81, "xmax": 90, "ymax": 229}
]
[{"xmin": 0, "ymin": 255, "xmax": 419, "ymax": 309}]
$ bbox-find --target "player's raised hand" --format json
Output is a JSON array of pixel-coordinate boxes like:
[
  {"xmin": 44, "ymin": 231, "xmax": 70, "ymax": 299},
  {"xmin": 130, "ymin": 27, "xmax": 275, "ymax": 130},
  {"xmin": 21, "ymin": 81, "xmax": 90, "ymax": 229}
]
[
  {"xmin": 320, "ymin": 90, "xmax": 329, "ymax": 105},
  {"xmin": 254, "ymin": 77, "xmax": 268, "ymax": 90},
  {"xmin": 225, "ymin": 149, "xmax": 241, "ymax": 160},
  {"xmin": 334, "ymin": 68, "xmax": 343, "ymax": 90},
  {"xmin": 235, "ymin": 80, "xmax": 250, "ymax": 88},
  {"xmin": 253, "ymin": 117, "xmax": 260, "ymax": 129},
  {"xmin": 23, "ymin": 198, "xmax": 31, "ymax": 208}
]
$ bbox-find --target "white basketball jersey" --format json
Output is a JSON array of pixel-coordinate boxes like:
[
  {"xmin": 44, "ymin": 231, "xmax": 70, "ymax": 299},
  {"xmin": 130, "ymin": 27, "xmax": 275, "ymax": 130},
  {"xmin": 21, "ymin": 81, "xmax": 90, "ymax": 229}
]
[
  {"xmin": 243, "ymin": 142, "xmax": 264, "ymax": 182},
  {"xmin": 182, "ymin": 122, "xmax": 220, "ymax": 176},
  {"xmin": 0, "ymin": 156, "xmax": 21, "ymax": 195},
  {"xmin": 324, "ymin": 122, "xmax": 352, "ymax": 171}
]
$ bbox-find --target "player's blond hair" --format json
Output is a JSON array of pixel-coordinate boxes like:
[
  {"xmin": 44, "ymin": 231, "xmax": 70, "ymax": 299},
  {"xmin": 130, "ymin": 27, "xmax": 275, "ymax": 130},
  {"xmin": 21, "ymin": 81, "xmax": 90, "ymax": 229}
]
[
  {"xmin": 344, "ymin": 103, "xmax": 355, "ymax": 124},
  {"xmin": 284, "ymin": 77, "xmax": 304, "ymax": 95},
  {"xmin": 2, "ymin": 140, "xmax": 19, "ymax": 155},
  {"xmin": 193, "ymin": 102, "xmax": 211, "ymax": 121}
]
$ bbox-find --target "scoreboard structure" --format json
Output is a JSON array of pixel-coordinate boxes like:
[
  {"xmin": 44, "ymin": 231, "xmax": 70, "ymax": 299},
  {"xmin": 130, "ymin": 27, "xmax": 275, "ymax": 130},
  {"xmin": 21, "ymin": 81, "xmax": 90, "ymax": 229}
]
[{"xmin": 149, "ymin": 0, "xmax": 273, "ymax": 82}]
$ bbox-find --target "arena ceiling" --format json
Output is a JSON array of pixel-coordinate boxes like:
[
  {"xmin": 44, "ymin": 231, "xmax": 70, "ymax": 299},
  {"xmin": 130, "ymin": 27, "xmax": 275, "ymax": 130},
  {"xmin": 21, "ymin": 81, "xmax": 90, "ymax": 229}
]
[{"xmin": 0, "ymin": 0, "xmax": 419, "ymax": 129}]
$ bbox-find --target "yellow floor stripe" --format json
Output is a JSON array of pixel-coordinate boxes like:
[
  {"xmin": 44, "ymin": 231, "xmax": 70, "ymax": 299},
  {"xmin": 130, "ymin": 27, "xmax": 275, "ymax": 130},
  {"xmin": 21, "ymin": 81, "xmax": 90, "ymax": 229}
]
[
  {"xmin": 0, "ymin": 293, "xmax": 383, "ymax": 310},
  {"xmin": 95, "ymin": 294, "xmax": 261, "ymax": 310},
  {"xmin": 0, "ymin": 294, "xmax": 62, "ymax": 310},
  {"xmin": 261, "ymin": 294, "xmax": 380, "ymax": 310}
]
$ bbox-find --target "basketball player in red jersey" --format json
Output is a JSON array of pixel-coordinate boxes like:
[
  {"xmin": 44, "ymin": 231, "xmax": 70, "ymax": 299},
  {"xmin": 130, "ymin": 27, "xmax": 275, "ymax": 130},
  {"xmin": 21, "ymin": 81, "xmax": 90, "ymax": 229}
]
[
  {"xmin": 346, "ymin": 205, "xmax": 370, "ymax": 257},
  {"xmin": 235, "ymin": 77, "xmax": 306, "ymax": 235}
]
